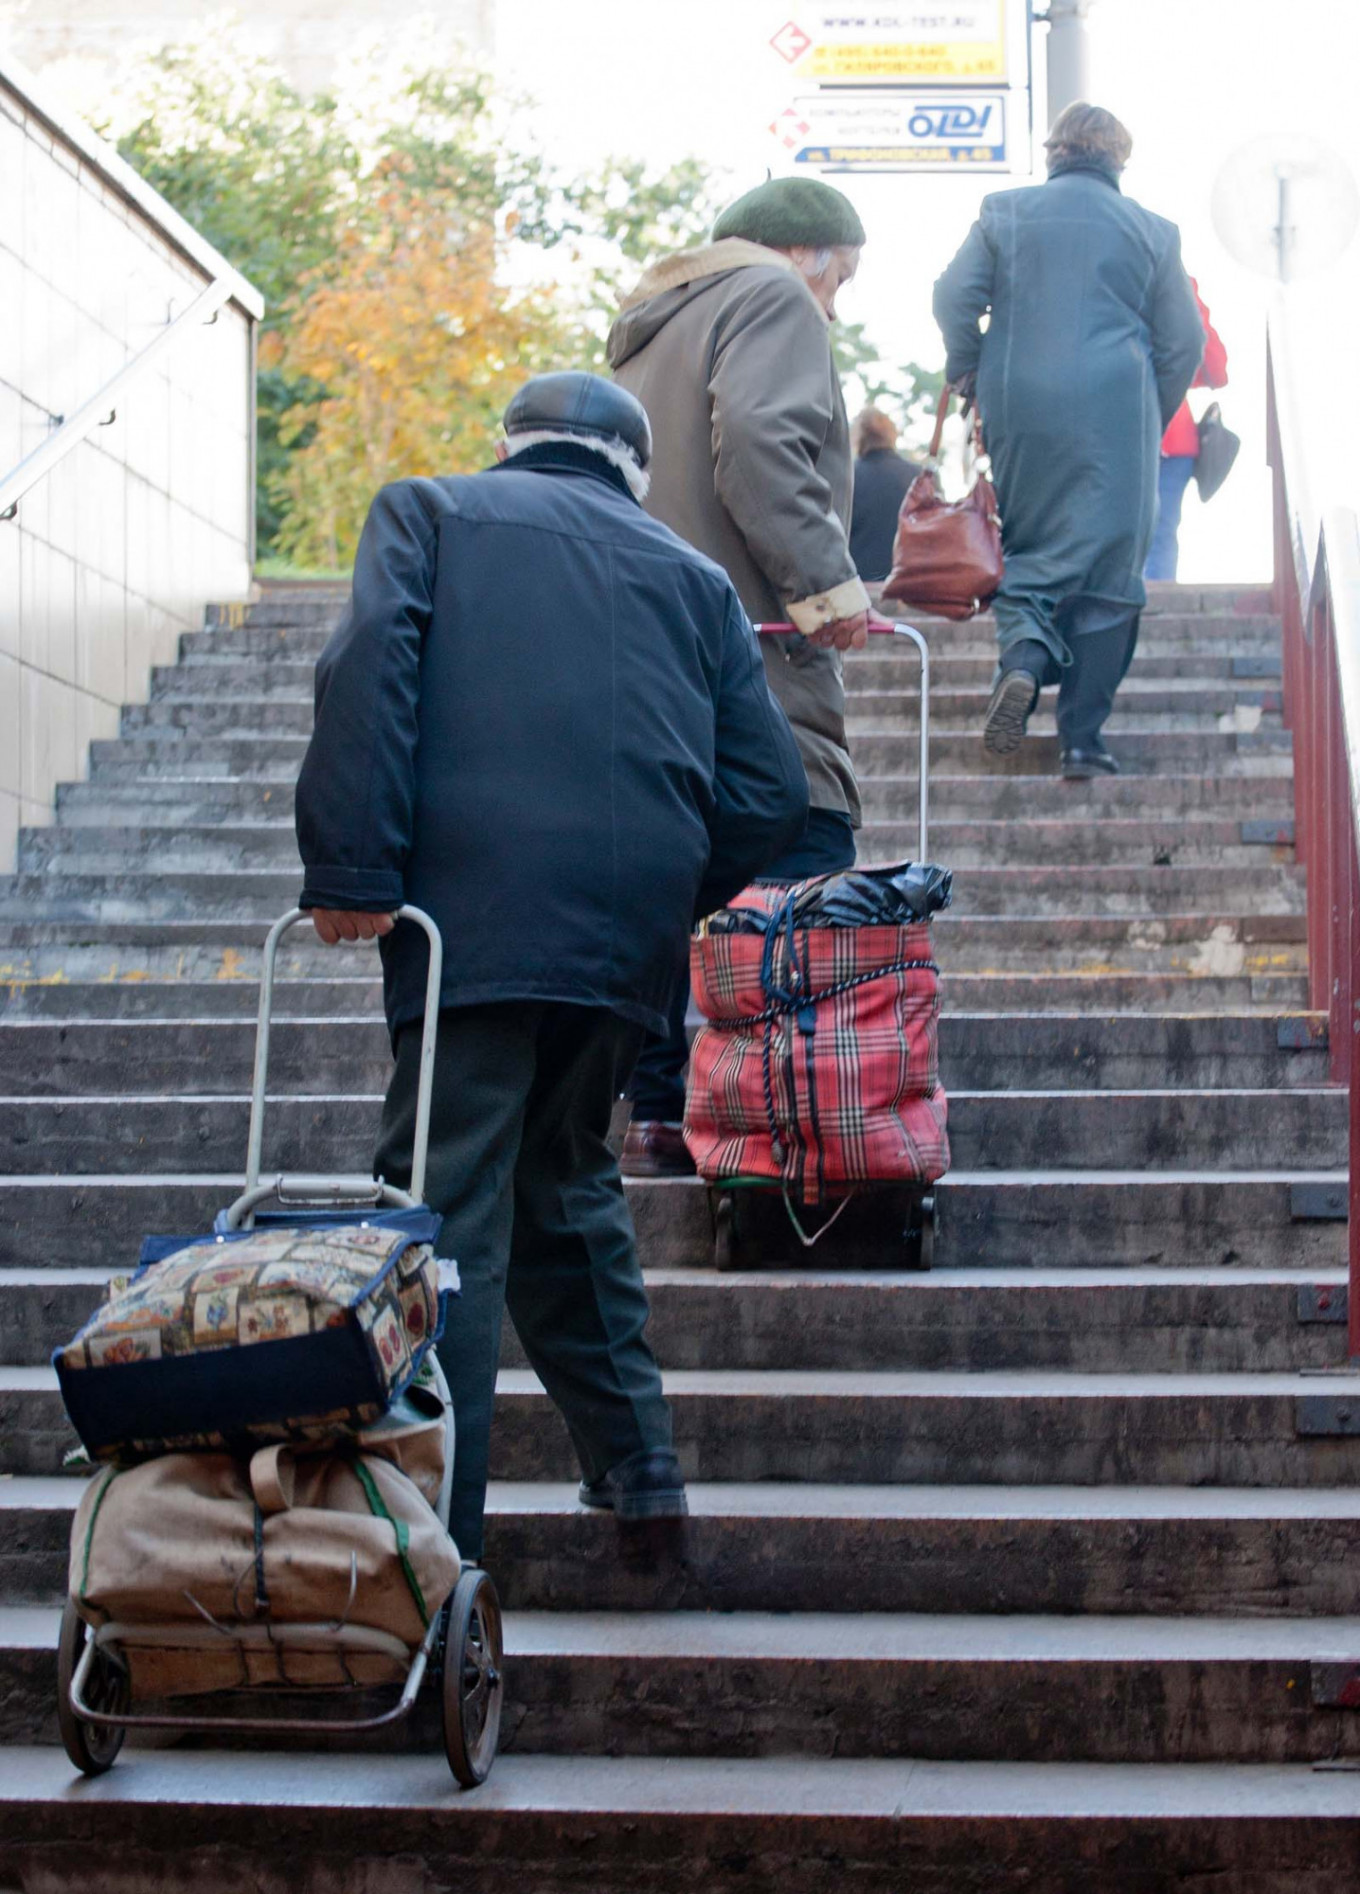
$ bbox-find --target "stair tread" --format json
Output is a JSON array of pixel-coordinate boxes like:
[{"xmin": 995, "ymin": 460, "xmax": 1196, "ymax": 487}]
[
  {"xmin": 11, "ymin": 1363, "xmax": 1360, "ymax": 1395},
  {"xmin": 0, "ymin": 1263, "xmax": 1343, "ymax": 1291},
  {"xmin": 2, "ymin": 1744, "xmax": 1357, "ymax": 1818},
  {"xmin": 11, "ymin": 1474, "xmax": 1360, "ymax": 1520},
  {"xmin": 10, "ymin": 1601, "xmax": 1360, "ymax": 1660}
]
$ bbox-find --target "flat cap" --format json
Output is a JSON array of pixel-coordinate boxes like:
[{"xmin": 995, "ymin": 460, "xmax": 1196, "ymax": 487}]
[
  {"xmin": 712, "ymin": 177, "xmax": 866, "ymax": 250},
  {"xmin": 503, "ymin": 371, "xmax": 652, "ymax": 467}
]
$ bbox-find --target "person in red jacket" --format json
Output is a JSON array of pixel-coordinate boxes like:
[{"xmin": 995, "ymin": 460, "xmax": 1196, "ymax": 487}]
[{"xmin": 1144, "ymin": 278, "xmax": 1227, "ymax": 580}]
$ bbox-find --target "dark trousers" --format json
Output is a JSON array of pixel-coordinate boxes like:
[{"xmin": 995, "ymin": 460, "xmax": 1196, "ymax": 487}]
[
  {"xmin": 629, "ymin": 807, "xmax": 857, "ymax": 1122},
  {"xmin": 1144, "ymin": 454, "xmax": 1196, "ymax": 582},
  {"xmin": 375, "ymin": 1001, "xmax": 672, "ymax": 1559},
  {"xmin": 1002, "ymin": 598, "xmax": 1141, "ymax": 753}
]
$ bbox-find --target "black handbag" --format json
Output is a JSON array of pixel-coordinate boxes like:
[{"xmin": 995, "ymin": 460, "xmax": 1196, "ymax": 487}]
[{"xmin": 1195, "ymin": 403, "xmax": 1240, "ymax": 503}]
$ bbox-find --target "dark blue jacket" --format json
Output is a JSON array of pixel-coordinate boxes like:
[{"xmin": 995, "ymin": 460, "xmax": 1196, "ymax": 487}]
[
  {"xmin": 295, "ymin": 443, "xmax": 809, "ymax": 1039},
  {"xmin": 849, "ymin": 448, "xmax": 921, "ymax": 584},
  {"xmin": 933, "ymin": 161, "xmax": 1204, "ymax": 654}
]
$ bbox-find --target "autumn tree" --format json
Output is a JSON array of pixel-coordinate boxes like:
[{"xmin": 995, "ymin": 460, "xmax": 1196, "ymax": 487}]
[
  {"xmin": 112, "ymin": 39, "xmax": 722, "ymax": 565},
  {"xmin": 268, "ymin": 167, "xmax": 569, "ymax": 567}
]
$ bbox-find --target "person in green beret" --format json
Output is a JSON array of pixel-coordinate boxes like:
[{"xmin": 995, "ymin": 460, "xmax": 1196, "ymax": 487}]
[{"xmin": 608, "ymin": 175, "xmax": 870, "ymax": 1176}]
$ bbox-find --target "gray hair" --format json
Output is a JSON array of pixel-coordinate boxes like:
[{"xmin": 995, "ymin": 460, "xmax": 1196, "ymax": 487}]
[
  {"xmin": 1044, "ymin": 101, "xmax": 1133, "ymax": 173},
  {"xmin": 502, "ymin": 429, "xmax": 651, "ymax": 502}
]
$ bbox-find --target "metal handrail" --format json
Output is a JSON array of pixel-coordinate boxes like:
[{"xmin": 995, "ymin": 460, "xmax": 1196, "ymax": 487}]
[
  {"xmin": 0, "ymin": 276, "xmax": 236, "ymax": 522},
  {"xmin": 1266, "ymin": 310, "xmax": 1360, "ymax": 1356}
]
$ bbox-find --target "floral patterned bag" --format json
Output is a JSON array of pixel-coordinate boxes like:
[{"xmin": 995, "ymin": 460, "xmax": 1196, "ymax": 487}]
[{"xmin": 54, "ymin": 1206, "xmax": 447, "ymax": 1464}]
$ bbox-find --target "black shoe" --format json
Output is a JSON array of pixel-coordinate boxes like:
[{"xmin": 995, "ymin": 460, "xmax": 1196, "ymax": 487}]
[
  {"xmin": 579, "ymin": 1448, "xmax": 688, "ymax": 1521},
  {"xmin": 1060, "ymin": 745, "xmax": 1120, "ymax": 779},
  {"xmin": 984, "ymin": 669, "xmax": 1039, "ymax": 756}
]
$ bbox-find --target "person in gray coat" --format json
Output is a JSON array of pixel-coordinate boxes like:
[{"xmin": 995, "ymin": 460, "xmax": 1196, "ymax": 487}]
[{"xmin": 933, "ymin": 103, "xmax": 1205, "ymax": 778}]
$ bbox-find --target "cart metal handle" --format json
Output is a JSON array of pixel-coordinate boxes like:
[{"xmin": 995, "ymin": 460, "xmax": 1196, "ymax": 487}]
[
  {"xmin": 225, "ymin": 904, "xmax": 443, "ymax": 1228},
  {"xmin": 756, "ymin": 617, "xmax": 929, "ymax": 862}
]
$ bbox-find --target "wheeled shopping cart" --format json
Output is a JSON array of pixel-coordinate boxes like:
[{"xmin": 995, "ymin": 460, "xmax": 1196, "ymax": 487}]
[{"xmin": 56, "ymin": 905, "xmax": 505, "ymax": 1788}]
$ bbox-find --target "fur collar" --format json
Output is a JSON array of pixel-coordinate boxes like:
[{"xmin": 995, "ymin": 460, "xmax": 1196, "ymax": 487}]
[{"xmin": 619, "ymin": 239, "xmax": 797, "ymax": 311}]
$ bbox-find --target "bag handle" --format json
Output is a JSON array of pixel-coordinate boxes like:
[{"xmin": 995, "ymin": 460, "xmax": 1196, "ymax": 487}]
[
  {"xmin": 250, "ymin": 1444, "xmax": 296, "ymax": 1515},
  {"xmin": 224, "ymin": 903, "xmax": 444, "ymax": 1229},
  {"xmin": 928, "ymin": 384, "xmax": 989, "ymax": 467},
  {"xmin": 926, "ymin": 384, "xmax": 951, "ymax": 464}
]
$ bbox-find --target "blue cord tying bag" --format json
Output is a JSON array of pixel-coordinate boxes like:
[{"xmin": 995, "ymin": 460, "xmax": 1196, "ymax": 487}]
[{"xmin": 55, "ymin": 1206, "xmax": 451, "ymax": 1464}]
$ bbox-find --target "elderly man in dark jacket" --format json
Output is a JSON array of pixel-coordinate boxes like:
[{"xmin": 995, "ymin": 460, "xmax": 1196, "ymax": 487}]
[
  {"xmin": 934, "ymin": 102, "xmax": 1204, "ymax": 778},
  {"xmin": 294, "ymin": 372, "xmax": 807, "ymax": 1555},
  {"xmin": 608, "ymin": 175, "xmax": 870, "ymax": 1174}
]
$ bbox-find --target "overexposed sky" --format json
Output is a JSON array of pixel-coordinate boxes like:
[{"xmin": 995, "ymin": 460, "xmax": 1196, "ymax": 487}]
[{"xmin": 496, "ymin": 0, "xmax": 1360, "ymax": 584}]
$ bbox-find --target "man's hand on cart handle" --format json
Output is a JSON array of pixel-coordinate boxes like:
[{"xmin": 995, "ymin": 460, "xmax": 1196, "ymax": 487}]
[
  {"xmin": 809, "ymin": 610, "xmax": 869, "ymax": 652},
  {"xmin": 310, "ymin": 909, "xmax": 399, "ymax": 946}
]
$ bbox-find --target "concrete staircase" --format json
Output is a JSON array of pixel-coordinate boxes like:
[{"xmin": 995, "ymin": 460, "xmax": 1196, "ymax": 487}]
[{"xmin": 3, "ymin": 582, "xmax": 1360, "ymax": 1889}]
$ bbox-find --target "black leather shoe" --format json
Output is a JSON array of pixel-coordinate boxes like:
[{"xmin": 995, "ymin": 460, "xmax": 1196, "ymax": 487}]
[
  {"xmin": 1060, "ymin": 745, "xmax": 1120, "ymax": 779},
  {"xmin": 579, "ymin": 1448, "xmax": 688, "ymax": 1520},
  {"xmin": 984, "ymin": 669, "xmax": 1039, "ymax": 756}
]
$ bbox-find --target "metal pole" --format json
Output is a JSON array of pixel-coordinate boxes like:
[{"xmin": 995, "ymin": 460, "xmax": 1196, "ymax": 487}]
[
  {"xmin": 1044, "ymin": 0, "xmax": 1093, "ymax": 126},
  {"xmin": 1275, "ymin": 170, "xmax": 1294, "ymax": 284}
]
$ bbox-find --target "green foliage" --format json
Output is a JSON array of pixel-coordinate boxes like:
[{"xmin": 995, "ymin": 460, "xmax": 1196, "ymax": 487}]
[
  {"xmin": 112, "ymin": 39, "xmax": 723, "ymax": 560},
  {"xmin": 832, "ymin": 326, "xmax": 947, "ymax": 452}
]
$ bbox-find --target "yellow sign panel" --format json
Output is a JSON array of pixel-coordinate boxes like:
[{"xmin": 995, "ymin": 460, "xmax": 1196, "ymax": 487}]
[{"xmin": 778, "ymin": 6, "xmax": 1009, "ymax": 85}]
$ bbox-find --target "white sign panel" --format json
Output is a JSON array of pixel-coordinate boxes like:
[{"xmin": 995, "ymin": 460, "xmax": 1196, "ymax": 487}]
[
  {"xmin": 770, "ymin": 88, "xmax": 1013, "ymax": 172},
  {"xmin": 769, "ymin": 5, "xmax": 1009, "ymax": 85}
]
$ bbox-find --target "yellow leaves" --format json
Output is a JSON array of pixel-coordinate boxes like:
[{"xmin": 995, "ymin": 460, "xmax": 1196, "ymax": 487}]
[{"xmin": 271, "ymin": 182, "xmax": 573, "ymax": 567}]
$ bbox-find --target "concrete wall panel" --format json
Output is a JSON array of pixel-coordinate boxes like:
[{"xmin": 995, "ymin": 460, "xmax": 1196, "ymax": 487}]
[{"xmin": 0, "ymin": 70, "xmax": 257, "ymax": 870}]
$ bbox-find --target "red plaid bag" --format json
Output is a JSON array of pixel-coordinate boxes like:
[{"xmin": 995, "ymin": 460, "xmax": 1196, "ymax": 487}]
[{"xmin": 684, "ymin": 885, "xmax": 949, "ymax": 1205}]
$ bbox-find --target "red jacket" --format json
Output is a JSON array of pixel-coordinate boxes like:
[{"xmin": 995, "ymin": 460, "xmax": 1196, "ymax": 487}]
[{"xmin": 1162, "ymin": 278, "xmax": 1227, "ymax": 457}]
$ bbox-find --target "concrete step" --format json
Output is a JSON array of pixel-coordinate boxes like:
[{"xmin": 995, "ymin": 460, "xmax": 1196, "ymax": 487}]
[
  {"xmin": 86, "ymin": 727, "xmax": 1297, "ymax": 781},
  {"xmin": 0, "ymin": 913, "xmax": 1309, "ymax": 987},
  {"xmin": 3, "ymin": 1266, "xmax": 1349, "ymax": 1374},
  {"xmin": 3, "ymin": 1744, "xmax": 1358, "ymax": 1894},
  {"xmin": 0, "ymin": 971, "xmax": 1315, "ymax": 1021},
  {"xmin": 0, "ymin": 865, "xmax": 1309, "ymax": 924},
  {"xmin": 9, "ymin": 1360, "xmax": 1360, "ymax": 1483},
  {"xmin": 146, "ymin": 668, "xmax": 1287, "ymax": 723},
  {"xmin": 0, "ymin": 1086, "xmax": 1344, "ymax": 1176},
  {"xmin": 0, "ymin": 1168, "xmax": 1345, "ymax": 1272},
  {"xmin": 7, "ymin": 1475, "xmax": 1360, "ymax": 1616},
  {"xmin": 0, "ymin": 1013, "xmax": 1328, "ymax": 1096},
  {"xmin": 5, "ymin": 1602, "xmax": 1360, "ymax": 1765},
  {"xmin": 116, "ymin": 691, "xmax": 1289, "ymax": 742},
  {"xmin": 17, "ymin": 816, "xmax": 1300, "ymax": 875},
  {"xmin": 55, "ymin": 770, "xmax": 1299, "ymax": 827},
  {"xmin": 164, "ymin": 644, "xmax": 1286, "ymax": 693}
]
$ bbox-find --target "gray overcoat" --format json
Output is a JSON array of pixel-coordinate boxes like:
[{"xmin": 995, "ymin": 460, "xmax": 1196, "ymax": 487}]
[
  {"xmin": 933, "ymin": 160, "xmax": 1205, "ymax": 661},
  {"xmin": 608, "ymin": 240, "xmax": 869, "ymax": 824}
]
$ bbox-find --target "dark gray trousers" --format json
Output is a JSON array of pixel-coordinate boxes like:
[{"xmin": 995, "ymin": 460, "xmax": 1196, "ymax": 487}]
[
  {"xmin": 374, "ymin": 1001, "xmax": 672, "ymax": 1559},
  {"xmin": 1001, "ymin": 598, "xmax": 1141, "ymax": 751}
]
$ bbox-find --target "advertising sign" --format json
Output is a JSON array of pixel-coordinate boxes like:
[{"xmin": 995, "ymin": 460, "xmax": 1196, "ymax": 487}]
[
  {"xmin": 769, "ymin": 5, "xmax": 1009, "ymax": 86},
  {"xmin": 770, "ymin": 88, "xmax": 1011, "ymax": 172}
]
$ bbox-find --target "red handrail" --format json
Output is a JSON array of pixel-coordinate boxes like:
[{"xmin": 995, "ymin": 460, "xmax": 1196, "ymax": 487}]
[{"xmin": 1267, "ymin": 317, "xmax": 1360, "ymax": 1356}]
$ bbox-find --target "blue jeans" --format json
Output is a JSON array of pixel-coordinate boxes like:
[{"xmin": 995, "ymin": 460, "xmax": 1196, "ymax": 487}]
[
  {"xmin": 629, "ymin": 808, "xmax": 857, "ymax": 1122},
  {"xmin": 1144, "ymin": 455, "xmax": 1196, "ymax": 582}
]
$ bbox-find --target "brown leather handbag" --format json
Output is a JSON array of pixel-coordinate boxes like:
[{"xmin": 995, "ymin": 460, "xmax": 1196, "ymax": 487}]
[{"xmin": 880, "ymin": 385, "xmax": 1004, "ymax": 621}]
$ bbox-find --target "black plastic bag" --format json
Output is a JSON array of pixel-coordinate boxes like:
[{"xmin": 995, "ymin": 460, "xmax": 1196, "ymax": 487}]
[{"xmin": 707, "ymin": 861, "xmax": 953, "ymax": 934}]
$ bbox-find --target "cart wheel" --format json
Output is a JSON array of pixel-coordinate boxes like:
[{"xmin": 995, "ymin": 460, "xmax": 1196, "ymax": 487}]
[
  {"xmin": 713, "ymin": 1194, "xmax": 737, "ymax": 1272},
  {"xmin": 57, "ymin": 1598, "xmax": 127, "ymax": 1776},
  {"xmin": 441, "ymin": 1568, "xmax": 503, "ymax": 1787},
  {"xmin": 904, "ymin": 1194, "xmax": 935, "ymax": 1273},
  {"xmin": 918, "ymin": 1195, "xmax": 935, "ymax": 1271}
]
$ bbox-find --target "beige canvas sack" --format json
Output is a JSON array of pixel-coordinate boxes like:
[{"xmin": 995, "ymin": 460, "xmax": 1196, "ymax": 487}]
[{"xmin": 67, "ymin": 1383, "xmax": 460, "ymax": 1700}]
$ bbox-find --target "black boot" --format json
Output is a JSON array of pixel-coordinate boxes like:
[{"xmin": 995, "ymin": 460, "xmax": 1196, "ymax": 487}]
[{"xmin": 984, "ymin": 640, "xmax": 1049, "ymax": 757}]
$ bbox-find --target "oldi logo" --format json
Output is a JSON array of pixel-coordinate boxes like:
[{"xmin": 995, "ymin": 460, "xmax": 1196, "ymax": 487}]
[{"xmin": 907, "ymin": 101, "xmax": 997, "ymax": 139}]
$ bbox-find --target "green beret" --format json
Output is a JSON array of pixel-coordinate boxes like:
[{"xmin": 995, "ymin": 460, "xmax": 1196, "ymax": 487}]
[{"xmin": 712, "ymin": 177, "xmax": 866, "ymax": 250}]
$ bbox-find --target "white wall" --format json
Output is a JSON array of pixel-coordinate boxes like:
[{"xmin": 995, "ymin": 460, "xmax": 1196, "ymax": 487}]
[{"xmin": 0, "ymin": 64, "xmax": 259, "ymax": 870}]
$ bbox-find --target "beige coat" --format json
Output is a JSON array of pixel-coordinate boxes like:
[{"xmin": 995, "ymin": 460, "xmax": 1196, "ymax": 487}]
[{"xmin": 608, "ymin": 240, "xmax": 867, "ymax": 822}]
